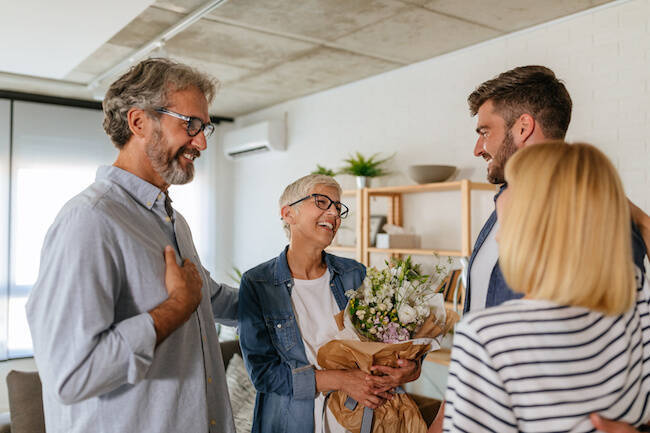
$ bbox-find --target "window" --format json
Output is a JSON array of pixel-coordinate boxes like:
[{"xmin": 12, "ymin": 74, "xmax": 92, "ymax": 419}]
[{"xmin": 4, "ymin": 100, "xmax": 115, "ymax": 358}]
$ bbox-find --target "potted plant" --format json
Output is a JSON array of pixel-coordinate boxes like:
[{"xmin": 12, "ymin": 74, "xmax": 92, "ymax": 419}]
[
  {"xmin": 340, "ymin": 152, "xmax": 392, "ymax": 188},
  {"xmin": 311, "ymin": 165, "xmax": 338, "ymax": 177}
]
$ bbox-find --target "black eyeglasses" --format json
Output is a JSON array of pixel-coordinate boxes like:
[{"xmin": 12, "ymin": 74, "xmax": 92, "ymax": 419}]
[
  {"xmin": 155, "ymin": 107, "xmax": 215, "ymax": 138},
  {"xmin": 288, "ymin": 193, "xmax": 349, "ymax": 219}
]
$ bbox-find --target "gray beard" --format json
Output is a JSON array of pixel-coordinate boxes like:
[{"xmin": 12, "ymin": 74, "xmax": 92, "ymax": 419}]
[{"xmin": 145, "ymin": 127, "xmax": 194, "ymax": 185}]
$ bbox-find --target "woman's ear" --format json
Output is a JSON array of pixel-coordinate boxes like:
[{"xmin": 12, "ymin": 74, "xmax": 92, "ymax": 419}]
[{"xmin": 281, "ymin": 205, "xmax": 295, "ymax": 225}]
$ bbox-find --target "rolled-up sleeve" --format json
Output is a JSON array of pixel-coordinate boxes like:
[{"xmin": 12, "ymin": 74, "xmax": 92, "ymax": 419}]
[
  {"xmin": 291, "ymin": 365, "xmax": 316, "ymax": 400},
  {"xmin": 26, "ymin": 207, "xmax": 156, "ymax": 405}
]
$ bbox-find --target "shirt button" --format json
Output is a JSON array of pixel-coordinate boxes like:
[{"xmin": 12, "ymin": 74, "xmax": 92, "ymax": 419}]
[
  {"xmin": 165, "ymin": 217, "xmax": 171, "ymax": 222},
  {"xmin": 158, "ymin": 193, "xmax": 163, "ymax": 200},
  {"xmin": 146, "ymin": 201, "xmax": 152, "ymax": 207},
  {"xmin": 210, "ymin": 420, "xmax": 216, "ymax": 426},
  {"xmin": 208, "ymin": 376, "xmax": 212, "ymax": 383},
  {"xmin": 277, "ymin": 324, "xmax": 282, "ymax": 328}
]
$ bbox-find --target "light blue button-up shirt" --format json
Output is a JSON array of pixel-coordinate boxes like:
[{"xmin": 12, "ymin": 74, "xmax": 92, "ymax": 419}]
[{"xmin": 26, "ymin": 165, "xmax": 238, "ymax": 433}]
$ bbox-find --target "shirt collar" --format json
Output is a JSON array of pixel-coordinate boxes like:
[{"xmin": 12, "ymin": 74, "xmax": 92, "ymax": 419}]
[
  {"xmin": 494, "ymin": 183, "xmax": 508, "ymax": 203},
  {"xmin": 96, "ymin": 165, "xmax": 164, "ymax": 210}
]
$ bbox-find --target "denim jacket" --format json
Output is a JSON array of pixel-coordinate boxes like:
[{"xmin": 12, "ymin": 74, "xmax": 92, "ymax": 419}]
[
  {"xmin": 464, "ymin": 185, "xmax": 648, "ymax": 314},
  {"xmin": 238, "ymin": 246, "xmax": 366, "ymax": 433}
]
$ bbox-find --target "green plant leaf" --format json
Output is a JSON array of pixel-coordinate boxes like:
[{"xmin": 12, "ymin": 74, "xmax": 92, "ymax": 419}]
[
  {"xmin": 340, "ymin": 152, "xmax": 394, "ymax": 177},
  {"xmin": 311, "ymin": 165, "xmax": 338, "ymax": 176}
]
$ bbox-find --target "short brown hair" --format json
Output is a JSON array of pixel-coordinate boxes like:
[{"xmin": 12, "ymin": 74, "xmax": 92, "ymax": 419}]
[
  {"xmin": 468, "ymin": 65, "xmax": 572, "ymax": 139},
  {"xmin": 102, "ymin": 58, "xmax": 219, "ymax": 149},
  {"xmin": 500, "ymin": 141, "xmax": 635, "ymax": 315}
]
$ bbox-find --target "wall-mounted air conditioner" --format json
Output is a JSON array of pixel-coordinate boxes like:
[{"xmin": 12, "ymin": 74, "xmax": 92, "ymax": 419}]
[{"xmin": 223, "ymin": 120, "xmax": 286, "ymax": 159}]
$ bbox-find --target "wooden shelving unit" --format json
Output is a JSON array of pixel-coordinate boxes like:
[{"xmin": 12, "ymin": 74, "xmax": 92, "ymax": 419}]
[
  {"xmin": 327, "ymin": 189, "xmax": 363, "ymax": 261},
  {"xmin": 360, "ymin": 179, "xmax": 494, "ymax": 265},
  {"xmin": 328, "ymin": 180, "xmax": 495, "ymax": 266},
  {"xmin": 425, "ymin": 348, "xmax": 451, "ymax": 366}
]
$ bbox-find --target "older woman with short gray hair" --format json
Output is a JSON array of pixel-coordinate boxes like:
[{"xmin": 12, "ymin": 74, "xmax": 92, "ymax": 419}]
[{"xmin": 239, "ymin": 174, "xmax": 422, "ymax": 433}]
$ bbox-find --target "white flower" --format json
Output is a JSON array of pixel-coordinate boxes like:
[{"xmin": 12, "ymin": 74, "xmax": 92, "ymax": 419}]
[
  {"xmin": 370, "ymin": 307, "xmax": 376, "ymax": 314},
  {"xmin": 363, "ymin": 284, "xmax": 374, "ymax": 302},
  {"xmin": 415, "ymin": 305, "xmax": 430, "ymax": 319},
  {"xmin": 356, "ymin": 310, "xmax": 366, "ymax": 320},
  {"xmin": 398, "ymin": 304, "xmax": 417, "ymax": 324},
  {"xmin": 378, "ymin": 303, "xmax": 387, "ymax": 311},
  {"xmin": 396, "ymin": 282, "xmax": 409, "ymax": 303}
]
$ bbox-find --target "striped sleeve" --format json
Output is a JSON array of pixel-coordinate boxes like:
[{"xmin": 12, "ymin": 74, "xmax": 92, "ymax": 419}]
[{"xmin": 443, "ymin": 321, "xmax": 518, "ymax": 433}]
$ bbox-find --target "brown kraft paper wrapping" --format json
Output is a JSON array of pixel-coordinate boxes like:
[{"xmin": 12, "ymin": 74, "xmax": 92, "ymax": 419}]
[
  {"xmin": 317, "ymin": 340, "xmax": 431, "ymax": 433},
  {"xmin": 320, "ymin": 308, "xmax": 459, "ymax": 433}
]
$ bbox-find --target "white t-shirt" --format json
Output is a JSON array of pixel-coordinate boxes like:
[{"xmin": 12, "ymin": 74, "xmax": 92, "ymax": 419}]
[
  {"xmin": 291, "ymin": 269, "xmax": 349, "ymax": 433},
  {"xmin": 468, "ymin": 220, "xmax": 499, "ymax": 312}
]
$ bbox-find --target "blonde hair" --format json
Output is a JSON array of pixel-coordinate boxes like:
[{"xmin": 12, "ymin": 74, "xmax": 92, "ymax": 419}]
[
  {"xmin": 279, "ymin": 174, "xmax": 342, "ymax": 239},
  {"xmin": 499, "ymin": 141, "xmax": 635, "ymax": 315}
]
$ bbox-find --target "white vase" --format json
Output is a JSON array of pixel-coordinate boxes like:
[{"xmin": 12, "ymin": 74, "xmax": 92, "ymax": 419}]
[{"xmin": 356, "ymin": 176, "xmax": 370, "ymax": 188}]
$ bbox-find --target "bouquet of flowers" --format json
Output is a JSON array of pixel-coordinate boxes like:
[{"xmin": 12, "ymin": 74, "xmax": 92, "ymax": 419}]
[
  {"xmin": 345, "ymin": 256, "xmax": 452, "ymax": 343},
  {"xmin": 317, "ymin": 256, "xmax": 459, "ymax": 433}
]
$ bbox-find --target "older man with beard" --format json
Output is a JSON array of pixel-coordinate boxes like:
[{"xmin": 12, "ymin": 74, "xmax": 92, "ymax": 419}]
[{"xmin": 26, "ymin": 58, "xmax": 238, "ymax": 433}]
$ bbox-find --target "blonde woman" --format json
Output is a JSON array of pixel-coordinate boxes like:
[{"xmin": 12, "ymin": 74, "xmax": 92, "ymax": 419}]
[{"xmin": 443, "ymin": 142, "xmax": 650, "ymax": 432}]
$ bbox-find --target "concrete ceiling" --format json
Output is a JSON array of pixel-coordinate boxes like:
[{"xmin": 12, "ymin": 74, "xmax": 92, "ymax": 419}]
[{"xmin": 0, "ymin": 0, "xmax": 614, "ymax": 118}]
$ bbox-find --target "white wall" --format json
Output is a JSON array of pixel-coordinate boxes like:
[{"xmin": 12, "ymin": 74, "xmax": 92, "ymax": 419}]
[{"xmin": 218, "ymin": 0, "xmax": 650, "ymax": 275}]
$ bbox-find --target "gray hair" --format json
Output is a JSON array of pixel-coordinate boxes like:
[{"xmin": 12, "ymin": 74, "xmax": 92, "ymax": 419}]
[
  {"xmin": 102, "ymin": 57, "xmax": 220, "ymax": 149},
  {"xmin": 279, "ymin": 174, "xmax": 342, "ymax": 239}
]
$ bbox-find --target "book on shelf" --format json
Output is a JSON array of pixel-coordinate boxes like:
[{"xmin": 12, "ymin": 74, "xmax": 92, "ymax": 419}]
[{"xmin": 437, "ymin": 269, "xmax": 464, "ymax": 306}]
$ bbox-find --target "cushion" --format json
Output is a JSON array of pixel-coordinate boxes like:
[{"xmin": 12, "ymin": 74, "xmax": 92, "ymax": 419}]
[
  {"xmin": 220, "ymin": 339, "xmax": 242, "ymax": 369},
  {"xmin": 6, "ymin": 370, "xmax": 45, "ymax": 433},
  {"xmin": 225, "ymin": 353, "xmax": 256, "ymax": 433}
]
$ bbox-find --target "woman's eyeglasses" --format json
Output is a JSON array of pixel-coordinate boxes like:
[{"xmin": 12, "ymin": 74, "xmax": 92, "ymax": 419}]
[{"xmin": 288, "ymin": 193, "xmax": 349, "ymax": 218}]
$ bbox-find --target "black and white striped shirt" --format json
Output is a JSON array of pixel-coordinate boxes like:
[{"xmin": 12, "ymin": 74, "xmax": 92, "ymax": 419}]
[{"xmin": 444, "ymin": 274, "xmax": 650, "ymax": 432}]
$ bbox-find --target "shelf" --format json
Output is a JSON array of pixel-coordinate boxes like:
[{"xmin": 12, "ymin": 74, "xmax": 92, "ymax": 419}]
[
  {"xmin": 366, "ymin": 180, "xmax": 495, "ymax": 195},
  {"xmin": 366, "ymin": 247, "xmax": 464, "ymax": 257},
  {"xmin": 328, "ymin": 180, "xmax": 495, "ymax": 265},
  {"xmin": 360, "ymin": 179, "xmax": 495, "ymax": 261},
  {"xmin": 425, "ymin": 348, "xmax": 451, "ymax": 367},
  {"xmin": 327, "ymin": 245, "xmax": 357, "ymax": 252}
]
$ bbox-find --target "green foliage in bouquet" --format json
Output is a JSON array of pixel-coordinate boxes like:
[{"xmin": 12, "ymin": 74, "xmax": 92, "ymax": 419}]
[
  {"xmin": 387, "ymin": 255, "xmax": 429, "ymax": 283},
  {"xmin": 311, "ymin": 165, "xmax": 338, "ymax": 177},
  {"xmin": 345, "ymin": 255, "xmax": 451, "ymax": 343},
  {"xmin": 339, "ymin": 152, "xmax": 393, "ymax": 178}
]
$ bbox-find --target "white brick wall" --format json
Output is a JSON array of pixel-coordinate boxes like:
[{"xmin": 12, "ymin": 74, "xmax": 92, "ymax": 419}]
[{"xmin": 222, "ymin": 0, "xmax": 650, "ymax": 271}]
